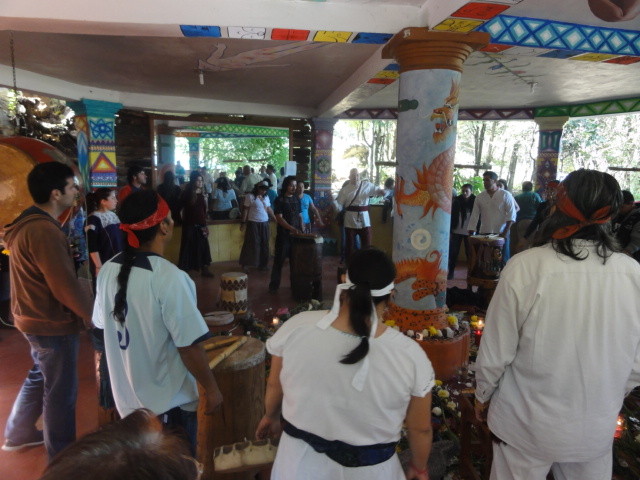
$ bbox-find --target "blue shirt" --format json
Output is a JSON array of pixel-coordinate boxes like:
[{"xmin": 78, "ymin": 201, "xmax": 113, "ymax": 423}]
[
  {"xmin": 300, "ymin": 193, "xmax": 313, "ymax": 224},
  {"xmin": 213, "ymin": 189, "xmax": 236, "ymax": 211}
]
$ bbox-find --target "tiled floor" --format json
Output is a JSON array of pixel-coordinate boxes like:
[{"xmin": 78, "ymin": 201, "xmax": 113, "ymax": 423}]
[{"xmin": 0, "ymin": 256, "xmax": 469, "ymax": 479}]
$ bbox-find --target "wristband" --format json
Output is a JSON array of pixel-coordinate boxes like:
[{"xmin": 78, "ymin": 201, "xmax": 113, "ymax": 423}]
[{"xmin": 410, "ymin": 461, "xmax": 428, "ymax": 475}]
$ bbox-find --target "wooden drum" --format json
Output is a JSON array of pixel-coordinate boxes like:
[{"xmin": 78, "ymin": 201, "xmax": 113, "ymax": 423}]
[
  {"xmin": 219, "ymin": 272, "xmax": 248, "ymax": 314},
  {"xmin": 289, "ymin": 234, "xmax": 323, "ymax": 301},
  {"xmin": 197, "ymin": 336, "xmax": 266, "ymax": 480},
  {"xmin": 467, "ymin": 235, "xmax": 505, "ymax": 279}
]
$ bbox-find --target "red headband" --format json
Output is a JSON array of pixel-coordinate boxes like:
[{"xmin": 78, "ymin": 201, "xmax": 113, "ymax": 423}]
[
  {"xmin": 119, "ymin": 196, "xmax": 170, "ymax": 248},
  {"xmin": 551, "ymin": 185, "xmax": 612, "ymax": 239}
]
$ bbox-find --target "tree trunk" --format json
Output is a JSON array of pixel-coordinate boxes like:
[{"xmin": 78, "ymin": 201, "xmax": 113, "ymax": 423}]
[
  {"xmin": 474, "ymin": 122, "xmax": 487, "ymax": 176},
  {"xmin": 507, "ymin": 143, "xmax": 520, "ymax": 190}
]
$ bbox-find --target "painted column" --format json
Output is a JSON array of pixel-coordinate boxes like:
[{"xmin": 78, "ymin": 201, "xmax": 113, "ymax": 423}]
[
  {"xmin": 311, "ymin": 118, "xmax": 338, "ymax": 229},
  {"xmin": 158, "ymin": 133, "xmax": 176, "ymax": 166},
  {"xmin": 187, "ymin": 135, "xmax": 201, "ymax": 171},
  {"xmin": 68, "ymin": 99, "xmax": 122, "ymax": 189},
  {"xmin": 382, "ymin": 29, "xmax": 488, "ymax": 332},
  {"xmin": 533, "ymin": 116, "xmax": 569, "ymax": 191}
]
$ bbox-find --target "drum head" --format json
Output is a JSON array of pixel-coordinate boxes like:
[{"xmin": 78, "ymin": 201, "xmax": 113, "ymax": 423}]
[{"xmin": 203, "ymin": 311, "xmax": 235, "ymax": 326}]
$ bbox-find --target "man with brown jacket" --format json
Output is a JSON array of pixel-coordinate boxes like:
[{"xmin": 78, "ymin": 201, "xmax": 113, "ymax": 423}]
[{"xmin": 2, "ymin": 162, "xmax": 93, "ymax": 460}]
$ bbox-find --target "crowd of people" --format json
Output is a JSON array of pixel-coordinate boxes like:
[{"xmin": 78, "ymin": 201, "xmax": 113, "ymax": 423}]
[{"xmin": 3, "ymin": 159, "xmax": 640, "ymax": 480}]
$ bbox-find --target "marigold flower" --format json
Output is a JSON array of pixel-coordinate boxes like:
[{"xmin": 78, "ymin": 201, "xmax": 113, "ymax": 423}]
[
  {"xmin": 437, "ymin": 389, "xmax": 450, "ymax": 399},
  {"xmin": 432, "ymin": 407, "xmax": 442, "ymax": 416},
  {"xmin": 434, "ymin": 380, "xmax": 443, "ymax": 387}
]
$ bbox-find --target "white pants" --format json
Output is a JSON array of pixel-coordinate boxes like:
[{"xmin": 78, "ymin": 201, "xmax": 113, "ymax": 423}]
[{"xmin": 490, "ymin": 441, "xmax": 612, "ymax": 480}]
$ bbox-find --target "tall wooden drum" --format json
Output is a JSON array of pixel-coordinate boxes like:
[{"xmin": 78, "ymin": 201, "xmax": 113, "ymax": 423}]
[
  {"xmin": 197, "ymin": 336, "xmax": 266, "ymax": 480},
  {"xmin": 289, "ymin": 234, "xmax": 323, "ymax": 301},
  {"xmin": 467, "ymin": 235, "xmax": 505, "ymax": 279},
  {"xmin": 219, "ymin": 272, "xmax": 248, "ymax": 314}
]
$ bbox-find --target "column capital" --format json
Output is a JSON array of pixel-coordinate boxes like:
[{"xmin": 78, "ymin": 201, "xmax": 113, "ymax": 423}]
[
  {"xmin": 67, "ymin": 98, "xmax": 123, "ymax": 117},
  {"xmin": 311, "ymin": 118, "xmax": 338, "ymax": 130},
  {"xmin": 382, "ymin": 29, "xmax": 489, "ymax": 73},
  {"xmin": 534, "ymin": 115, "xmax": 569, "ymax": 130}
]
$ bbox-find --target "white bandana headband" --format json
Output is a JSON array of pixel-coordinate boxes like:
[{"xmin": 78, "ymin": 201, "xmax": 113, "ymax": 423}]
[{"xmin": 316, "ymin": 274, "xmax": 394, "ymax": 391}]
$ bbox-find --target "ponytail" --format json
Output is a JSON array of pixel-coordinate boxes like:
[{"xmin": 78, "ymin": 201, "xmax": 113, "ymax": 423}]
[
  {"xmin": 339, "ymin": 247, "xmax": 396, "ymax": 365},
  {"xmin": 340, "ymin": 283, "xmax": 373, "ymax": 365},
  {"xmin": 113, "ymin": 247, "xmax": 136, "ymax": 324},
  {"xmin": 111, "ymin": 190, "xmax": 165, "ymax": 324}
]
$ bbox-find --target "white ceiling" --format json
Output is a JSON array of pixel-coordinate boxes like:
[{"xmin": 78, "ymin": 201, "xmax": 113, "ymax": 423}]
[{"xmin": 0, "ymin": 0, "xmax": 639, "ymax": 117}]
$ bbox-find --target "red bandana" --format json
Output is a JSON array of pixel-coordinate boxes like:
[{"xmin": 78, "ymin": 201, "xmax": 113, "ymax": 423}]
[
  {"xmin": 119, "ymin": 196, "xmax": 170, "ymax": 248},
  {"xmin": 551, "ymin": 185, "xmax": 612, "ymax": 239}
]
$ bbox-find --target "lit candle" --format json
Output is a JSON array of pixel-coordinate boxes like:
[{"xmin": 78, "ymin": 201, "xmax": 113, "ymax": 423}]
[
  {"xmin": 272, "ymin": 317, "xmax": 280, "ymax": 327},
  {"xmin": 477, "ymin": 319, "xmax": 485, "ymax": 330},
  {"xmin": 614, "ymin": 414, "xmax": 625, "ymax": 438}
]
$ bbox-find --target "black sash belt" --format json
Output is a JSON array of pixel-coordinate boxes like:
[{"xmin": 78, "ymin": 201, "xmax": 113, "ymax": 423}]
[
  {"xmin": 281, "ymin": 417, "xmax": 397, "ymax": 467},
  {"xmin": 346, "ymin": 206, "xmax": 369, "ymax": 212}
]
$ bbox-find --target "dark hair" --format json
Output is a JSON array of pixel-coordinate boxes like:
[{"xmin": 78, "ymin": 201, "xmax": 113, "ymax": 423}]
[
  {"xmin": 281, "ymin": 176, "xmax": 297, "ymax": 194},
  {"xmin": 127, "ymin": 165, "xmax": 144, "ymax": 185},
  {"xmin": 533, "ymin": 169, "xmax": 622, "ymax": 263},
  {"xmin": 340, "ymin": 248, "xmax": 396, "ymax": 365},
  {"xmin": 266, "ymin": 164, "xmax": 275, "ymax": 172},
  {"xmin": 162, "ymin": 170, "xmax": 176, "ymax": 186},
  {"xmin": 622, "ymin": 190, "xmax": 635, "ymax": 205},
  {"xmin": 483, "ymin": 171, "xmax": 498, "ymax": 181},
  {"xmin": 27, "ymin": 162, "xmax": 75, "ymax": 204},
  {"xmin": 461, "ymin": 183, "xmax": 473, "ymax": 190},
  {"xmin": 218, "ymin": 177, "xmax": 231, "ymax": 192},
  {"xmin": 112, "ymin": 191, "xmax": 168, "ymax": 324},
  {"xmin": 522, "ymin": 181, "xmax": 533, "ymax": 192},
  {"xmin": 497, "ymin": 179, "xmax": 509, "ymax": 191},
  {"xmin": 384, "ymin": 177, "xmax": 395, "ymax": 189},
  {"xmin": 252, "ymin": 180, "xmax": 270, "ymax": 196},
  {"xmin": 40, "ymin": 409, "xmax": 197, "ymax": 480},
  {"xmin": 86, "ymin": 188, "xmax": 114, "ymax": 215},
  {"xmin": 183, "ymin": 171, "xmax": 203, "ymax": 206}
]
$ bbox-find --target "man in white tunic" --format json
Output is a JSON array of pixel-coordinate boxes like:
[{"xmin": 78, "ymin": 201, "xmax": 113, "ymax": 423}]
[
  {"xmin": 468, "ymin": 171, "xmax": 517, "ymax": 262},
  {"xmin": 336, "ymin": 168, "xmax": 382, "ymax": 261},
  {"xmin": 474, "ymin": 170, "xmax": 640, "ymax": 480}
]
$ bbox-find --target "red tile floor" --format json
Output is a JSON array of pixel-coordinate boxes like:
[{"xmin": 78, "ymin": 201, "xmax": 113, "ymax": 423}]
[{"xmin": 0, "ymin": 257, "xmax": 468, "ymax": 479}]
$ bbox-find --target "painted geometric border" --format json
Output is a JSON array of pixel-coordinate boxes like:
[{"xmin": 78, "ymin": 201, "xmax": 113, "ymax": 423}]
[
  {"xmin": 337, "ymin": 97, "xmax": 640, "ymax": 119},
  {"xmin": 477, "ymin": 15, "xmax": 640, "ymax": 57}
]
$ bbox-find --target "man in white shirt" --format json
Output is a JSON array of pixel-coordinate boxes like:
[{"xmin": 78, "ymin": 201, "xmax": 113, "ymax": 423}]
[
  {"xmin": 266, "ymin": 164, "xmax": 278, "ymax": 195},
  {"xmin": 240, "ymin": 165, "xmax": 264, "ymax": 194},
  {"xmin": 468, "ymin": 171, "xmax": 517, "ymax": 262},
  {"xmin": 336, "ymin": 168, "xmax": 383, "ymax": 262}
]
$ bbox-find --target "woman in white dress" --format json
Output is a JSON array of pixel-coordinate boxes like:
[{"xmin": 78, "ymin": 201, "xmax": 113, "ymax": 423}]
[{"xmin": 256, "ymin": 248, "xmax": 435, "ymax": 480}]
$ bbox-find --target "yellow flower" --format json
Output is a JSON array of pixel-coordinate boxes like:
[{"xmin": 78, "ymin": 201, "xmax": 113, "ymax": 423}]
[
  {"xmin": 447, "ymin": 315, "xmax": 458, "ymax": 326},
  {"xmin": 384, "ymin": 320, "xmax": 396, "ymax": 327},
  {"xmin": 428, "ymin": 326, "xmax": 438, "ymax": 337},
  {"xmin": 434, "ymin": 380, "xmax": 443, "ymax": 387},
  {"xmin": 437, "ymin": 389, "xmax": 450, "ymax": 399},
  {"xmin": 1, "ymin": 249, "xmax": 9, "ymax": 256},
  {"xmin": 470, "ymin": 315, "xmax": 478, "ymax": 322}
]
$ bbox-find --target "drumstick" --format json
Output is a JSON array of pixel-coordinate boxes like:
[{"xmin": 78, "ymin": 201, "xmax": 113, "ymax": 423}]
[
  {"xmin": 203, "ymin": 336, "xmax": 237, "ymax": 351},
  {"xmin": 208, "ymin": 337, "xmax": 248, "ymax": 370}
]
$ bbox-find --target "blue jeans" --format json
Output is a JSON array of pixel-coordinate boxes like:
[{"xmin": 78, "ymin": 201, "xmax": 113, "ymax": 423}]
[
  {"xmin": 4, "ymin": 333, "xmax": 79, "ymax": 460},
  {"xmin": 161, "ymin": 406, "xmax": 198, "ymax": 456}
]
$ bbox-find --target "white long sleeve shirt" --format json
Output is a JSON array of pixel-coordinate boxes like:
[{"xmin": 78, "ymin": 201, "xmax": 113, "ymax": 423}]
[
  {"xmin": 468, "ymin": 189, "xmax": 517, "ymax": 234},
  {"xmin": 336, "ymin": 181, "xmax": 378, "ymax": 229},
  {"xmin": 475, "ymin": 242, "xmax": 640, "ymax": 461}
]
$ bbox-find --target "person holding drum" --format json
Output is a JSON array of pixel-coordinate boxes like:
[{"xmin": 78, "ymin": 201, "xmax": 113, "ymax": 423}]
[
  {"xmin": 468, "ymin": 171, "xmax": 517, "ymax": 264},
  {"xmin": 256, "ymin": 248, "xmax": 435, "ymax": 480},
  {"xmin": 93, "ymin": 190, "xmax": 223, "ymax": 455}
]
